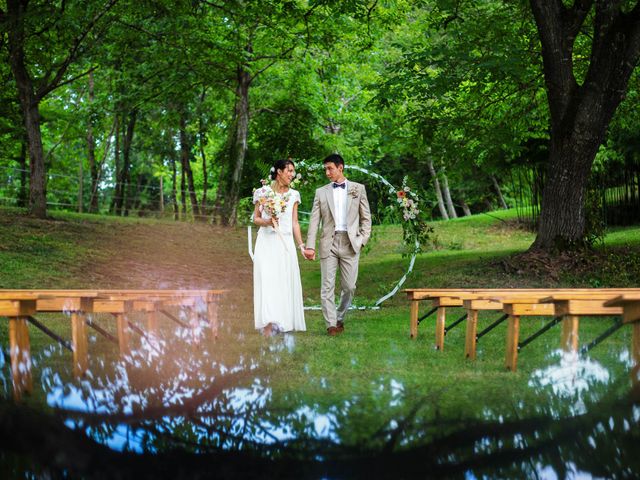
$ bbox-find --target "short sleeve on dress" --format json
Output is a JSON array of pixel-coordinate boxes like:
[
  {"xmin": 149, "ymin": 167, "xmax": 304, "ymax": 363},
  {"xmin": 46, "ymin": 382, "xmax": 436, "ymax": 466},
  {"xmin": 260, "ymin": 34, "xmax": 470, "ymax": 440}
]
[
  {"xmin": 253, "ymin": 186, "xmax": 266, "ymax": 204},
  {"xmin": 293, "ymin": 189, "xmax": 301, "ymax": 205}
]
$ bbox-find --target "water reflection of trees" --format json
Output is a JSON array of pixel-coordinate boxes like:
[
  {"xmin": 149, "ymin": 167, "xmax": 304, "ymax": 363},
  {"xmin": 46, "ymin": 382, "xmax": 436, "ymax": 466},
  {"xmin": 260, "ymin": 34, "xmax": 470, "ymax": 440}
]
[
  {"xmin": 1, "ymin": 333, "xmax": 640, "ymax": 478},
  {"xmin": 2, "ymin": 390, "xmax": 640, "ymax": 478}
]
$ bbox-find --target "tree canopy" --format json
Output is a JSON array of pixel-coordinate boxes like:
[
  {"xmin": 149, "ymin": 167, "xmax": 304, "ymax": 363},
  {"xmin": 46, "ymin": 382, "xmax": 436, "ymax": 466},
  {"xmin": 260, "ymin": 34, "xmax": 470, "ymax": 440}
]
[{"xmin": 1, "ymin": 0, "xmax": 639, "ymax": 249}]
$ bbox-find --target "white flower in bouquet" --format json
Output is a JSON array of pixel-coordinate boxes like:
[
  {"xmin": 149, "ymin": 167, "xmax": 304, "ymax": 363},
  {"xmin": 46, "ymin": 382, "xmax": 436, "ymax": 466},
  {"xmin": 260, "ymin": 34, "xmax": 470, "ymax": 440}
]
[
  {"xmin": 261, "ymin": 189, "xmax": 290, "ymax": 219},
  {"xmin": 255, "ymin": 187, "xmax": 291, "ymax": 251}
]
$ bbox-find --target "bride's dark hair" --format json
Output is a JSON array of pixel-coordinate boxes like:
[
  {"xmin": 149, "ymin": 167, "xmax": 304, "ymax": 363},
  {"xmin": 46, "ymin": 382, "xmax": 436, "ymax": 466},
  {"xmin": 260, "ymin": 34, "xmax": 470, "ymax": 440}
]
[{"xmin": 270, "ymin": 158, "xmax": 294, "ymax": 181}]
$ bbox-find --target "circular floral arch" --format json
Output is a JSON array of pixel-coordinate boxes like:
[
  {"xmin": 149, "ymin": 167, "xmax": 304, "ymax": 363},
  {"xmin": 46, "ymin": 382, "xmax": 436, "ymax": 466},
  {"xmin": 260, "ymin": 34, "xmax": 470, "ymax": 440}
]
[{"xmin": 249, "ymin": 160, "xmax": 431, "ymax": 309}]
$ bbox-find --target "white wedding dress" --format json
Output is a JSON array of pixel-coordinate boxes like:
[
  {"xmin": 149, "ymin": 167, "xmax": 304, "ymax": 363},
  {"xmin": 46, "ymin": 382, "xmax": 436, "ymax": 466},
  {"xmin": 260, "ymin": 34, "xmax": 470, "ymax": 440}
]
[{"xmin": 253, "ymin": 186, "xmax": 306, "ymax": 332}]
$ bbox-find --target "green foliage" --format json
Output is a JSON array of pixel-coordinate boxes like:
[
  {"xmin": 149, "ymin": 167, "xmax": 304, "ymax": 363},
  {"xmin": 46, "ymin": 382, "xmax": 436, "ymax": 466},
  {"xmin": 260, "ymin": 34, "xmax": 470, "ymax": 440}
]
[
  {"xmin": 236, "ymin": 195, "xmax": 256, "ymax": 227},
  {"xmin": 1, "ymin": 0, "xmax": 639, "ymax": 237}
]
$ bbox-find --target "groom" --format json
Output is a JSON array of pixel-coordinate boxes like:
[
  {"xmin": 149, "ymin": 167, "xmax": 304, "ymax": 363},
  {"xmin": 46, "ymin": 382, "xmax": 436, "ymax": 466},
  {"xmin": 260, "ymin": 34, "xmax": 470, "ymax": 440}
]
[{"xmin": 303, "ymin": 154, "xmax": 371, "ymax": 336}]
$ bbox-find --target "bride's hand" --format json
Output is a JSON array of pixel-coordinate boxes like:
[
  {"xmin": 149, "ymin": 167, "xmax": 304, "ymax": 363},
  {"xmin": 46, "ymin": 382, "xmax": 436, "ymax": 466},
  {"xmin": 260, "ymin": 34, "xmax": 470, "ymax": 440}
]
[{"xmin": 271, "ymin": 216, "xmax": 279, "ymax": 228}]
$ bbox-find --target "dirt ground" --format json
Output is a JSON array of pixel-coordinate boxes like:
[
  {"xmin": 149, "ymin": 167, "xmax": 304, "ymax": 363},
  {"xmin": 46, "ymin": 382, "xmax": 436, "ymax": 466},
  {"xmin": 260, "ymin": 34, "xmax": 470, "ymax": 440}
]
[
  {"xmin": 79, "ymin": 220, "xmax": 254, "ymax": 292},
  {"xmin": 1, "ymin": 211, "xmax": 254, "ymax": 294}
]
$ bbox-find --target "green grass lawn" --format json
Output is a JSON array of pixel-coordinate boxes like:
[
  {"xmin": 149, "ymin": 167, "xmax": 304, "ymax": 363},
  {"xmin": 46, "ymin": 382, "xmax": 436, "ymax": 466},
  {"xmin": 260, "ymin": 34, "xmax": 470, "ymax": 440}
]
[{"xmin": 1, "ymin": 207, "xmax": 639, "ymax": 455}]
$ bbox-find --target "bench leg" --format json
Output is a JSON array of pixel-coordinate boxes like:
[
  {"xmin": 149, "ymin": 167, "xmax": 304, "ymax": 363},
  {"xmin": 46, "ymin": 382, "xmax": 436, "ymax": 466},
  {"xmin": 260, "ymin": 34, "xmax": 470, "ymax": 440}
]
[
  {"xmin": 71, "ymin": 312, "xmax": 89, "ymax": 377},
  {"xmin": 9, "ymin": 317, "xmax": 32, "ymax": 401},
  {"xmin": 208, "ymin": 299, "xmax": 219, "ymax": 339},
  {"xmin": 435, "ymin": 307, "xmax": 446, "ymax": 351},
  {"xmin": 409, "ymin": 301, "xmax": 419, "ymax": 339},
  {"xmin": 115, "ymin": 313, "xmax": 130, "ymax": 356},
  {"xmin": 505, "ymin": 314, "xmax": 520, "ymax": 371},
  {"xmin": 146, "ymin": 309, "xmax": 159, "ymax": 336},
  {"xmin": 464, "ymin": 309, "xmax": 478, "ymax": 359},
  {"xmin": 561, "ymin": 315, "xmax": 579, "ymax": 353}
]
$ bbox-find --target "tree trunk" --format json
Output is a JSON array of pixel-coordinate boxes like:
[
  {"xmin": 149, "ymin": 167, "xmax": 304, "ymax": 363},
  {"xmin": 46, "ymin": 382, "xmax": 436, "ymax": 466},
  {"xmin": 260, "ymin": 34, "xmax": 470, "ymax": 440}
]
[
  {"xmin": 199, "ymin": 119, "xmax": 208, "ymax": 218},
  {"xmin": 198, "ymin": 88, "xmax": 209, "ymax": 217},
  {"xmin": 116, "ymin": 110, "xmax": 137, "ymax": 216},
  {"xmin": 130, "ymin": 174, "xmax": 145, "ymax": 214},
  {"xmin": 216, "ymin": 66, "xmax": 251, "ymax": 226},
  {"xmin": 78, "ymin": 157, "xmax": 83, "ymax": 213},
  {"xmin": 529, "ymin": 1, "xmax": 640, "ymax": 249},
  {"xmin": 171, "ymin": 154, "xmax": 179, "ymax": 221},
  {"xmin": 110, "ymin": 114, "xmax": 120, "ymax": 214},
  {"xmin": 88, "ymin": 117, "xmax": 112, "ymax": 212},
  {"xmin": 200, "ymin": 132, "xmax": 208, "ymax": 218},
  {"xmin": 459, "ymin": 198, "xmax": 472, "ymax": 217},
  {"xmin": 159, "ymin": 175, "xmax": 164, "ymax": 214},
  {"xmin": 7, "ymin": 3, "xmax": 47, "ymax": 218},
  {"xmin": 441, "ymin": 171, "xmax": 458, "ymax": 219},
  {"xmin": 180, "ymin": 150, "xmax": 187, "ymax": 220},
  {"xmin": 533, "ymin": 134, "xmax": 601, "ymax": 248},
  {"xmin": 427, "ymin": 158, "xmax": 449, "ymax": 220},
  {"xmin": 17, "ymin": 138, "xmax": 27, "ymax": 207},
  {"xmin": 491, "ymin": 175, "xmax": 508, "ymax": 209},
  {"xmin": 87, "ymin": 71, "xmax": 99, "ymax": 213},
  {"xmin": 179, "ymin": 110, "xmax": 200, "ymax": 219}
]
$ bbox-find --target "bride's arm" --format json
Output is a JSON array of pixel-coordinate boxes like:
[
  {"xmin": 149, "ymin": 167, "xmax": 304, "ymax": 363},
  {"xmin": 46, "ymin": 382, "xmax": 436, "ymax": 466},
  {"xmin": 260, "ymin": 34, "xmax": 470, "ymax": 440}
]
[{"xmin": 292, "ymin": 202, "xmax": 305, "ymax": 252}]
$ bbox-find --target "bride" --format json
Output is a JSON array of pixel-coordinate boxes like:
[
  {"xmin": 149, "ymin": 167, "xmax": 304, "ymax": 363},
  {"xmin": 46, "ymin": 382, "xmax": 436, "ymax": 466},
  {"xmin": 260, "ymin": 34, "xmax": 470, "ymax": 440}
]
[{"xmin": 252, "ymin": 159, "xmax": 306, "ymax": 335}]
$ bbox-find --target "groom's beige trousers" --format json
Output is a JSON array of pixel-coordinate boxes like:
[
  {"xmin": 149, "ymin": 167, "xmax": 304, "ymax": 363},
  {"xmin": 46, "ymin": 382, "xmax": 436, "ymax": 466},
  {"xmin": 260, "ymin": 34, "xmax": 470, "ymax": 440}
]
[{"xmin": 320, "ymin": 232, "xmax": 359, "ymax": 328}]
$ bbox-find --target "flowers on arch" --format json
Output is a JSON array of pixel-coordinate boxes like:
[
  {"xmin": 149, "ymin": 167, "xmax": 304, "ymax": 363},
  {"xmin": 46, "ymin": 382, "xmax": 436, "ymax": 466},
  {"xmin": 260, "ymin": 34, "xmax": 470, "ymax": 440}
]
[
  {"xmin": 396, "ymin": 186, "xmax": 419, "ymax": 221},
  {"xmin": 289, "ymin": 173, "xmax": 303, "ymax": 189},
  {"xmin": 390, "ymin": 177, "xmax": 433, "ymax": 255}
]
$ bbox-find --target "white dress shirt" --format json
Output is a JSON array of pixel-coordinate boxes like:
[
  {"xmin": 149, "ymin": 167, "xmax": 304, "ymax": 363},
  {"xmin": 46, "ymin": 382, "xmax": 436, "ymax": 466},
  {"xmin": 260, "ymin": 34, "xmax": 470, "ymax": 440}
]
[{"xmin": 332, "ymin": 180, "xmax": 348, "ymax": 231}]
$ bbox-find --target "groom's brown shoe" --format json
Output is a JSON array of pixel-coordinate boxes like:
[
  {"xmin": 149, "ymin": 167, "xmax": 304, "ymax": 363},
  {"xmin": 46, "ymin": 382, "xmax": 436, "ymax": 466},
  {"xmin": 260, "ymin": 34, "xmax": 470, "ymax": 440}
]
[
  {"xmin": 327, "ymin": 326, "xmax": 339, "ymax": 336},
  {"xmin": 336, "ymin": 321, "xmax": 344, "ymax": 333}
]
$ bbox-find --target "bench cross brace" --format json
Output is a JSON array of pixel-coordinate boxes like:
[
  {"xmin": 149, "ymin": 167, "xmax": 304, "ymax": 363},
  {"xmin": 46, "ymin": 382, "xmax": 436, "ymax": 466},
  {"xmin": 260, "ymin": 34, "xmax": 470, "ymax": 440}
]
[
  {"xmin": 444, "ymin": 313, "xmax": 467, "ymax": 336},
  {"xmin": 85, "ymin": 318, "xmax": 118, "ymax": 345},
  {"xmin": 126, "ymin": 319, "xmax": 162, "ymax": 354},
  {"xmin": 159, "ymin": 309, "xmax": 189, "ymax": 329},
  {"xmin": 518, "ymin": 316, "xmax": 563, "ymax": 351},
  {"xmin": 27, "ymin": 316, "xmax": 73, "ymax": 352},
  {"xmin": 580, "ymin": 318, "xmax": 624, "ymax": 355},
  {"xmin": 476, "ymin": 314, "xmax": 509, "ymax": 342},
  {"xmin": 417, "ymin": 307, "xmax": 438, "ymax": 326}
]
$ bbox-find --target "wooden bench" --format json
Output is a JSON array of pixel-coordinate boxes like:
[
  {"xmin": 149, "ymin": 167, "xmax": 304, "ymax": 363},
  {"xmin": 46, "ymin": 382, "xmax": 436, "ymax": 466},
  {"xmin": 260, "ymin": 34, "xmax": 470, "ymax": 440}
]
[
  {"xmin": 1, "ymin": 289, "xmax": 226, "ymax": 401},
  {"xmin": 405, "ymin": 288, "xmax": 640, "ymax": 372},
  {"xmin": 498, "ymin": 293, "xmax": 627, "ymax": 371},
  {"xmin": 605, "ymin": 294, "xmax": 640, "ymax": 384}
]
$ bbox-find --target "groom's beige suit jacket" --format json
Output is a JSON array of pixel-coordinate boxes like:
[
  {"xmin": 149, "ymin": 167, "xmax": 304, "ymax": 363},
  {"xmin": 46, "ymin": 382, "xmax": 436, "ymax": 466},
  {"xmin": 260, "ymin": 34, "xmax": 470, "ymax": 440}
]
[{"xmin": 306, "ymin": 181, "xmax": 372, "ymax": 259}]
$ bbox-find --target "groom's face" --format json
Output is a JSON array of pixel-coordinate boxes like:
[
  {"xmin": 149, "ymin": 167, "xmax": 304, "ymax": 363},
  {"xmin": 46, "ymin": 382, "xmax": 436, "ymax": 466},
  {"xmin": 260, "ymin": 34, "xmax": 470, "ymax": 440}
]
[{"xmin": 324, "ymin": 162, "xmax": 344, "ymax": 182}]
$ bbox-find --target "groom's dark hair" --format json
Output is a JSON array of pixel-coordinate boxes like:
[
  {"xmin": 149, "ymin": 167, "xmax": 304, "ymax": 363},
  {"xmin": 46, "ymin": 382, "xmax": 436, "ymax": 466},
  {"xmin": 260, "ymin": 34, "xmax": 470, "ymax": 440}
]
[{"xmin": 323, "ymin": 153, "xmax": 344, "ymax": 168}]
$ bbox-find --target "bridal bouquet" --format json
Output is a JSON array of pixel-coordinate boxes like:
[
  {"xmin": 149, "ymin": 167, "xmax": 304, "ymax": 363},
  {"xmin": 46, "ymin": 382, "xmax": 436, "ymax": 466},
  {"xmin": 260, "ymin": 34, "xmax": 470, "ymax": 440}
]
[
  {"xmin": 260, "ymin": 189, "xmax": 290, "ymax": 219},
  {"xmin": 254, "ymin": 186, "xmax": 291, "ymax": 250}
]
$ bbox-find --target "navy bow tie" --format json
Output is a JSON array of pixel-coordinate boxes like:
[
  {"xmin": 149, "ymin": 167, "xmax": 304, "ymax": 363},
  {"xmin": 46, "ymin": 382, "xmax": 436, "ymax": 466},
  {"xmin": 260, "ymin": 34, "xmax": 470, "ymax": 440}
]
[{"xmin": 332, "ymin": 182, "xmax": 346, "ymax": 189}]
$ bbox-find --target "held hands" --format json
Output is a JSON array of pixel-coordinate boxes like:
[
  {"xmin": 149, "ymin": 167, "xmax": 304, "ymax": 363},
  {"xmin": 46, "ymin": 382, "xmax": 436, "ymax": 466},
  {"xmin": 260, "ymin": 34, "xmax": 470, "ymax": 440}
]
[{"xmin": 298, "ymin": 243, "xmax": 315, "ymax": 260}]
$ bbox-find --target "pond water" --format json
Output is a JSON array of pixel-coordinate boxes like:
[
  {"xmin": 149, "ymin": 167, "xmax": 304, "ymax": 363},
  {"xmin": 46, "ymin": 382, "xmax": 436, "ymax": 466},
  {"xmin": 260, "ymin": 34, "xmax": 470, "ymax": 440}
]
[{"xmin": 1, "ymin": 307, "xmax": 640, "ymax": 479}]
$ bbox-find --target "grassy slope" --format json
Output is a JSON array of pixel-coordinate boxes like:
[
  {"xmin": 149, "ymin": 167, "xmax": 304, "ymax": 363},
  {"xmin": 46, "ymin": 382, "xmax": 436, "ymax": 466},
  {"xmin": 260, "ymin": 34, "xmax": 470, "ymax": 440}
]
[{"xmin": 1, "ymin": 206, "xmax": 639, "ymax": 437}]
